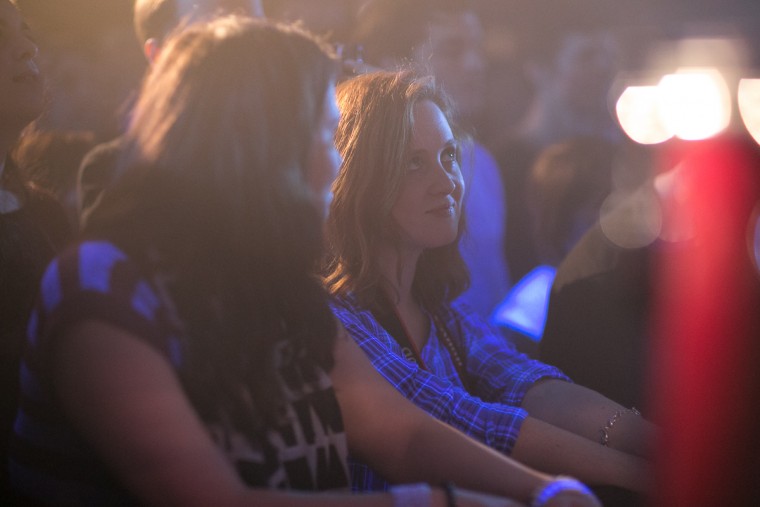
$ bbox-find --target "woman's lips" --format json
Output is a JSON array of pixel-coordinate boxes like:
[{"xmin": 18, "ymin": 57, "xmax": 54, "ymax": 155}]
[
  {"xmin": 13, "ymin": 67, "xmax": 40, "ymax": 84},
  {"xmin": 428, "ymin": 201, "xmax": 457, "ymax": 217}
]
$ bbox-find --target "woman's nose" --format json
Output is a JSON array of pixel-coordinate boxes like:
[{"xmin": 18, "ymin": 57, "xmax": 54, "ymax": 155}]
[
  {"xmin": 17, "ymin": 35, "xmax": 38, "ymax": 61},
  {"xmin": 432, "ymin": 162, "xmax": 457, "ymax": 195}
]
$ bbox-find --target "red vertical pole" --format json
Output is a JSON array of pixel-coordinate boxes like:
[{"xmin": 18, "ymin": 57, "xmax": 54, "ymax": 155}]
[{"xmin": 650, "ymin": 133, "xmax": 760, "ymax": 506}]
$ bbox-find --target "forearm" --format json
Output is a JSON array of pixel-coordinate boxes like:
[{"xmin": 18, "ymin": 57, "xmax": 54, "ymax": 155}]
[
  {"xmin": 331, "ymin": 328, "xmax": 550, "ymax": 504},
  {"xmin": 522, "ymin": 380, "xmax": 656, "ymax": 457},
  {"xmin": 390, "ymin": 414, "xmax": 550, "ymax": 504},
  {"xmin": 228, "ymin": 490, "xmax": 394, "ymax": 507},
  {"xmin": 344, "ymin": 321, "xmax": 528, "ymax": 455},
  {"xmin": 511, "ymin": 416, "xmax": 651, "ymax": 493}
]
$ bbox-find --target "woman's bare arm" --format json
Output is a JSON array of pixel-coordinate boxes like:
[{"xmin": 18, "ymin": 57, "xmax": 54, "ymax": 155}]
[
  {"xmin": 52, "ymin": 320, "xmax": 526, "ymax": 507},
  {"xmin": 53, "ymin": 321, "xmax": 396, "ymax": 507},
  {"xmin": 522, "ymin": 379, "xmax": 655, "ymax": 458},
  {"xmin": 510, "ymin": 415, "xmax": 651, "ymax": 493},
  {"xmin": 330, "ymin": 325, "xmax": 601, "ymax": 507}
]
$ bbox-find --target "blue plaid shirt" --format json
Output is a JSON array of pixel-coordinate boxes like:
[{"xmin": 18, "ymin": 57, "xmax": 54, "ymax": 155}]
[{"xmin": 331, "ymin": 294, "xmax": 569, "ymax": 491}]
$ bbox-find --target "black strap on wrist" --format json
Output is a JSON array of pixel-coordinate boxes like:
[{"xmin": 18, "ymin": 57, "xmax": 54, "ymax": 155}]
[{"xmin": 442, "ymin": 481, "xmax": 457, "ymax": 507}]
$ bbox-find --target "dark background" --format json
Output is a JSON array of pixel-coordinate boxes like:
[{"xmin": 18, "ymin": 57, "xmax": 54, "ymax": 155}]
[{"xmin": 15, "ymin": 0, "xmax": 760, "ymax": 141}]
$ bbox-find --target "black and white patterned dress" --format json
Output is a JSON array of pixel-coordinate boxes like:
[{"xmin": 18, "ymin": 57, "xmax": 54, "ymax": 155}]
[{"xmin": 9, "ymin": 241, "xmax": 349, "ymax": 505}]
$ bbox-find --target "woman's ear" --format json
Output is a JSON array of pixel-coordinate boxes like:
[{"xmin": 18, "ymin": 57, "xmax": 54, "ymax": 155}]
[{"xmin": 143, "ymin": 38, "xmax": 161, "ymax": 64}]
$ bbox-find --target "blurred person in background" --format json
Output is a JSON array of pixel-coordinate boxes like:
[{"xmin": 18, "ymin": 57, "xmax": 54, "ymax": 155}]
[
  {"xmin": 539, "ymin": 181, "xmax": 658, "ymax": 414},
  {"xmin": 262, "ymin": 0, "xmax": 361, "ymax": 45},
  {"xmin": 11, "ymin": 128, "xmax": 96, "ymax": 227},
  {"xmin": 527, "ymin": 138, "xmax": 619, "ymax": 269},
  {"xmin": 76, "ymin": 0, "xmax": 265, "ymax": 228},
  {"xmin": 496, "ymin": 27, "xmax": 626, "ymax": 285},
  {"xmin": 0, "ymin": 0, "xmax": 72, "ymax": 499},
  {"xmin": 490, "ymin": 138, "xmax": 650, "ymax": 350},
  {"xmin": 15, "ymin": 0, "xmax": 146, "ymax": 142}
]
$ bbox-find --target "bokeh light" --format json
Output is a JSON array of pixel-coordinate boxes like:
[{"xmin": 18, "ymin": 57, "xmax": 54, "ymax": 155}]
[
  {"xmin": 599, "ymin": 186, "xmax": 662, "ymax": 249},
  {"xmin": 615, "ymin": 85, "xmax": 673, "ymax": 144},
  {"xmin": 738, "ymin": 78, "xmax": 760, "ymax": 145},
  {"xmin": 657, "ymin": 68, "xmax": 731, "ymax": 141}
]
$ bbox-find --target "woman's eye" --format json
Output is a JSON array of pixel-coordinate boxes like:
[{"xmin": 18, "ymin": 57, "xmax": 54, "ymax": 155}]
[
  {"xmin": 442, "ymin": 147, "xmax": 457, "ymax": 163},
  {"xmin": 407, "ymin": 155, "xmax": 423, "ymax": 171}
]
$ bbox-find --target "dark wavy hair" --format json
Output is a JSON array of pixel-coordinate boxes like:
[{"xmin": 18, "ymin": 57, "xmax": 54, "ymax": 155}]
[
  {"xmin": 85, "ymin": 16, "xmax": 339, "ymax": 430},
  {"xmin": 324, "ymin": 70, "xmax": 469, "ymax": 311}
]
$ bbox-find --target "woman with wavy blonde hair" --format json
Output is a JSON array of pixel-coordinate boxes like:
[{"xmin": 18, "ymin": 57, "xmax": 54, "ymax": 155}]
[
  {"xmin": 326, "ymin": 71, "xmax": 469, "ymax": 310},
  {"xmin": 326, "ymin": 70, "xmax": 653, "ymax": 500}
]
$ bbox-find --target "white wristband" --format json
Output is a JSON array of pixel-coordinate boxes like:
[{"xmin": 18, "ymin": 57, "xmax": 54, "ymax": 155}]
[
  {"xmin": 390, "ymin": 483, "xmax": 433, "ymax": 507},
  {"xmin": 531, "ymin": 476, "xmax": 594, "ymax": 507}
]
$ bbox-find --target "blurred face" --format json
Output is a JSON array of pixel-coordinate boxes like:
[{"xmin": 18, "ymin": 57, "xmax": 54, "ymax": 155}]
[
  {"xmin": 145, "ymin": 1, "xmax": 265, "ymax": 63},
  {"xmin": 271, "ymin": 0, "xmax": 352, "ymax": 34},
  {"xmin": 0, "ymin": 0, "xmax": 43, "ymax": 132},
  {"xmin": 306, "ymin": 82, "xmax": 341, "ymax": 219},
  {"xmin": 413, "ymin": 11, "xmax": 486, "ymax": 121},
  {"xmin": 552, "ymin": 32, "xmax": 620, "ymax": 118},
  {"xmin": 390, "ymin": 100, "xmax": 464, "ymax": 253},
  {"xmin": 218, "ymin": 0, "xmax": 265, "ymax": 17},
  {"xmin": 196, "ymin": 0, "xmax": 265, "ymax": 17}
]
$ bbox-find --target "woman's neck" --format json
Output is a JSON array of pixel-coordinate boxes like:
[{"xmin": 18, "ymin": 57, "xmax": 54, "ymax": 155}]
[
  {"xmin": 376, "ymin": 243, "xmax": 429, "ymax": 347},
  {"xmin": 376, "ymin": 243, "xmax": 419, "ymax": 302}
]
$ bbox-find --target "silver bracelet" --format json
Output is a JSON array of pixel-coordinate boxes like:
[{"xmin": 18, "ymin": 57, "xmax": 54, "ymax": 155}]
[
  {"xmin": 390, "ymin": 483, "xmax": 433, "ymax": 507},
  {"xmin": 599, "ymin": 406, "xmax": 641, "ymax": 446},
  {"xmin": 531, "ymin": 476, "xmax": 594, "ymax": 507}
]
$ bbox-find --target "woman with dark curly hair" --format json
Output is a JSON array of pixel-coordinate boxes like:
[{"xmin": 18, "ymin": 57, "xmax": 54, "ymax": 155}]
[{"xmin": 0, "ymin": 0, "xmax": 71, "ymax": 498}]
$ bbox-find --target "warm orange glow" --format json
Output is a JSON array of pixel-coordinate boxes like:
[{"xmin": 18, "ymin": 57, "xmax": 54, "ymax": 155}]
[
  {"xmin": 599, "ymin": 188, "xmax": 663, "ymax": 249},
  {"xmin": 657, "ymin": 68, "xmax": 731, "ymax": 141},
  {"xmin": 615, "ymin": 86, "xmax": 673, "ymax": 145},
  {"xmin": 738, "ymin": 78, "xmax": 760, "ymax": 145}
]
